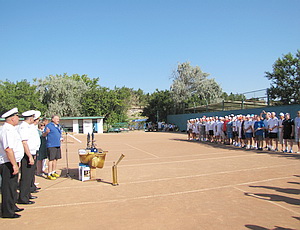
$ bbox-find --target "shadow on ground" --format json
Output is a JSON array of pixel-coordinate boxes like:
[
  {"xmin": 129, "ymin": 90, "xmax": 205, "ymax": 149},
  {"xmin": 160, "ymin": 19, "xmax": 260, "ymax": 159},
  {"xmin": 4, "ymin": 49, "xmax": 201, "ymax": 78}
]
[
  {"xmin": 245, "ymin": 224, "xmax": 296, "ymax": 230},
  {"xmin": 171, "ymin": 138, "xmax": 300, "ymax": 160},
  {"xmin": 249, "ymin": 185, "xmax": 300, "ymax": 195}
]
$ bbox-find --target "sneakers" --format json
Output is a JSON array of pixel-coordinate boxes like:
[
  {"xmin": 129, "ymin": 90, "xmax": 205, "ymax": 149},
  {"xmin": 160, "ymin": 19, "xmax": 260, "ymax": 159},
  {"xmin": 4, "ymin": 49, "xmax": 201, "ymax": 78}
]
[
  {"xmin": 47, "ymin": 175, "xmax": 56, "ymax": 180},
  {"xmin": 52, "ymin": 172, "xmax": 60, "ymax": 178},
  {"xmin": 288, "ymin": 150, "xmax": 293, "ymax": 153}
]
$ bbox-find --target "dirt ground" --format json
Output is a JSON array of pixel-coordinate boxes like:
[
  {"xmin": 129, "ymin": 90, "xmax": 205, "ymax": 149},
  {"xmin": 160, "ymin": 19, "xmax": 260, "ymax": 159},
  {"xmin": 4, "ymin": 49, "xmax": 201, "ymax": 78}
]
[{"xmin": 1, "ymin": 131, "xmax": 299, "ymax": 230}]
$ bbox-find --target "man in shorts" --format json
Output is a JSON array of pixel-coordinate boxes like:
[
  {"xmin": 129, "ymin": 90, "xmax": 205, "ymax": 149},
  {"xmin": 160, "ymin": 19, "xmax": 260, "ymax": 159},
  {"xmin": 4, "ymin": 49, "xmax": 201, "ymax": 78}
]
[
  {"xmin": 294, "ymin": 111, "xmax": 300, "ymax": 153},
  {"xmin": 268, "ymin": 112, "xmax": 279, "ymax": 151},
  {"xmin": 282, "ymin": 113, "xmax": 295, "ymax": 153},
  {"xmin": 43, "ymin": 115, "xmax": 62, "ymax": 180}
]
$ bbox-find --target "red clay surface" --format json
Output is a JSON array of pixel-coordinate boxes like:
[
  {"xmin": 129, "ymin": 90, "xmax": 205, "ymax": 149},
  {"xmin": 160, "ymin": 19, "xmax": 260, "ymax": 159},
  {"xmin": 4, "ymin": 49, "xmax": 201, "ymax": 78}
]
[{"xmin": 1, "ymin": 131, "xmax": 300, "ymax": 230}]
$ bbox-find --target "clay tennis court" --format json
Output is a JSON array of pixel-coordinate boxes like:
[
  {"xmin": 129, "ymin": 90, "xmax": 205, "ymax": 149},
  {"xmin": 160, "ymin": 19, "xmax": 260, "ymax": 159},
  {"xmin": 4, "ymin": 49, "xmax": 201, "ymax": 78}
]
[{"xmin": 1, "ymin": 131, "xmax": 300, "ymax": 229}]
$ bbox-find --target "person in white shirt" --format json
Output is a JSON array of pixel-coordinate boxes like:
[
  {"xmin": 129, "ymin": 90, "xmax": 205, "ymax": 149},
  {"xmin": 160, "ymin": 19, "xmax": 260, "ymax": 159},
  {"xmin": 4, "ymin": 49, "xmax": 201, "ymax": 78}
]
[
  {"xmin": 17, "ymin": 110, "xmax": 37, "ymax": 205},
  {"xmin": 208, "ymin": 117, "xmax": 215, "ymax": 142},
  {"xmin": 232, "ymin": 116, "xmax": 238, "ymax": 146},
  {"xmin": 295, "ymin": 111, "xmax": 300, "ymax": 153},
  {"xmin": 278, "ymin": 112, "xmax": 284, "ymax": 151},
  {"xmin": 187, "ymin": 120, "xmax": 192, "ymax": 140},
  {"xmin": 205, "ymin": 118, "xmax": 210, "ymax": 141},
  {"xmin": 29, "ymin": 111, "xmax": 42, "ymax": 193},
  {"xmin": 215, "ymin": 117, "xmax": 224, "ymax": 144},
  {"xmin": 0, "ymin": 108, "xmax": 24, "ymax": 218},
  {"xmin": 262, "ymin": 111, "xmax": 271, "ymax": 150},
  {"xmin": 244, "ymin": 115, "xmax": 254, "ymax": 149},
  {"xmin": 268, "ymin": 112, "xmax": 279, "ymax": 151}
]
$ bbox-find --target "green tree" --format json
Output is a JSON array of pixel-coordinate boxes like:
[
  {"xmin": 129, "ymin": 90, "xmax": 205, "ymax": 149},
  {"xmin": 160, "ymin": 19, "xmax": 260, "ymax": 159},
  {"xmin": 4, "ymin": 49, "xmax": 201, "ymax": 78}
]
[
  {"xmin": 142, "ymin": 90, "xmax": 175, "ymax": 122},
  {"xmin": 221, "ymin": 92, "xmax": 246, "ymax": 101},
  {"xmin": 81, "ymin": 86, "xmax": 131, "ymax": 124},
  {"xmin": 0, "ymin": 80, "xmax": 46, "ymax": 115},
  {"xmin": 34, "ymin": 73, "xmax": 89, "ymax": 117},
  {"xmin": 170, "ymin": 62, "xmax": 222, "ymax": 107},
  {"xmin": 265, "ymin": 50, "xmax": 300, "ymax": 104}
]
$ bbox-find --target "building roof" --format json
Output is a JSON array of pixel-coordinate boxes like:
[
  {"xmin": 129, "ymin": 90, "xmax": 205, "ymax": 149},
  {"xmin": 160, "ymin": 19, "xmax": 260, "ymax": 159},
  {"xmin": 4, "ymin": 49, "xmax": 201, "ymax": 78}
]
[
  {"xmin": 60, "ymin": 116, "xmax": 104, "ymax": 120},
  {"xmin": 0, "ymin": 116, "xmax": 104, "ymax": 122}
]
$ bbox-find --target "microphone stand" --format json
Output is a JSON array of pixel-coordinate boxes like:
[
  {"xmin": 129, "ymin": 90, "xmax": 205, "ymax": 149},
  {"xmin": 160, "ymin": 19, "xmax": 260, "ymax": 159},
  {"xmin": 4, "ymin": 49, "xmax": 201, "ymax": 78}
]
[{"xmin": 62, "ymin": 125, "xmax": 72, "ymax": 179}]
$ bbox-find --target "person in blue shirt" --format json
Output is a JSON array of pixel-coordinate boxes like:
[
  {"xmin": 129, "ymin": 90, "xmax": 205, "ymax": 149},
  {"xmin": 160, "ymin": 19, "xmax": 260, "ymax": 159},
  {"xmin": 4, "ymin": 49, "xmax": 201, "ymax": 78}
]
[
  {"xmin": 254, "ymin": 116, "xmax": 265, "ymax": 150},
  {"xmin": 43, "ymin": 115, "xmax": 62, "ymax": 180}
]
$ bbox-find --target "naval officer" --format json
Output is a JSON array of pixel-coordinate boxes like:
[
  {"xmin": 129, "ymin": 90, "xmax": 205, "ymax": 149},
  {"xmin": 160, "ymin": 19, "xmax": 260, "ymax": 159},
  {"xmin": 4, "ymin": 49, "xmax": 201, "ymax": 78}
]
[
  {"xmin": 29, "ymin": 110, "xmax": 42, "ymax": 193},
  {"xmin": 0, "ymin": 108, "xmax": 24, "ymax": 218},
  {"xmin": 17, "ymin": 110, "xmax": 37, "ymax": 205}
]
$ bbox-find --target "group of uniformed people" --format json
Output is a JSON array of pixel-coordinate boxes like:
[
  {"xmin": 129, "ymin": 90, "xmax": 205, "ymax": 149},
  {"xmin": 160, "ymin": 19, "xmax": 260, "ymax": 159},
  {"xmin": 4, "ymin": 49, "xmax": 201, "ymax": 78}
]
[
  {"xmin": 0, "ymin": 108, "xmax": 61, "ymax": 218},
  {"xmin": 187, "ymin": 111, "xmax": 300, "ymax": 153}
]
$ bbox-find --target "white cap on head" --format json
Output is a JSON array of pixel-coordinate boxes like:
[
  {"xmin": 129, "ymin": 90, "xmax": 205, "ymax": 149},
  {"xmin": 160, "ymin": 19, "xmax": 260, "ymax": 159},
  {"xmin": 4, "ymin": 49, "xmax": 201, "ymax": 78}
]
[
  {"xmin": 22, "ymin": 110, "xmax": 36, "ymax": 117},
  {"xmin": 1, "ymin": 107, "xmax": 19, "ymax": 118},
  {"xmin": 279, "ymin": 112, "xmax": 284, "ymax": 116},
  {"xmin": 33, "ymin": 110, "xmax": 41, "ymax": 120}
]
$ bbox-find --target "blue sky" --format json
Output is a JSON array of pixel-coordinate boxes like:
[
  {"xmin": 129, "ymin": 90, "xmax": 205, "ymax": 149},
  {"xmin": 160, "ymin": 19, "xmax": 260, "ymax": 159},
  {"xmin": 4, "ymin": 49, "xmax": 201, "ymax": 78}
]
[{"xmin": 0, "ymin": 0, "xmax": 299, "ymax": 96}]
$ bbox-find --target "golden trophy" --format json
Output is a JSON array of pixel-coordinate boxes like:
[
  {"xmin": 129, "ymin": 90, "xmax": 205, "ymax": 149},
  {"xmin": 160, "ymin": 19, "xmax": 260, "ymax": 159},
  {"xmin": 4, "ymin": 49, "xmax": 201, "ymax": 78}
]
[{"xmin": 112, "ymin": 154, "xmax": 125, "ymax": 186}]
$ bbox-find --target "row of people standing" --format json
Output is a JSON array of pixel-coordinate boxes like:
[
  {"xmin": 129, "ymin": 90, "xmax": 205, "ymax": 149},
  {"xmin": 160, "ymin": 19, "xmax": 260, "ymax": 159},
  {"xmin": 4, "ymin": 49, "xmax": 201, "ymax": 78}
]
[
  {"xmin": 186, "ymin": 110, "xmax": 300, "ymax": 153},
  {"xmin": 0, "ymin": 108, "xmax": 62, "ymax": 218}
]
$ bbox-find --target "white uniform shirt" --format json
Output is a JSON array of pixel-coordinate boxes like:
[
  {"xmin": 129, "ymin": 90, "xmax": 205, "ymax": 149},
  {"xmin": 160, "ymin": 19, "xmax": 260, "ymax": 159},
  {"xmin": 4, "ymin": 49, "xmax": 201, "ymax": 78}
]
[
  {"xmin": 263, "ymin": 118, "xmax": 270, "ymax": 130},
  {"xmin": 28, "ymin": 124, "xmax": 41, "ymax": 154},
  {"xmin": 205, "ymin": 121, "xmax": 210, "ymax": 132},
  {"xmin": 244, "ymin": 120, "xmax": 253, "ymax": 133},
  {"xmin": 187, "ymin": 122, "xmax": 192, "ymax": 130},
  {"xmin": 0, "ymin": 122, "xmax": 24, "ymax": 164},
  {"xmin": 216, "ymin": 121, "xmax": 224, "ymax": 135},
  {"xmin": 232, "ymin": 120, "xmax": 237, "ymax": 132},
  {"xmin": 268, "ymin": 117, "xmax": 279, "ymax": 133},
  {"xmin": 18, "ymin": 121, "xmax": 38, "ymax": 156},
  {"xmin": 208, "ymin": 121, "xmax": 214, "ymax": 131}
]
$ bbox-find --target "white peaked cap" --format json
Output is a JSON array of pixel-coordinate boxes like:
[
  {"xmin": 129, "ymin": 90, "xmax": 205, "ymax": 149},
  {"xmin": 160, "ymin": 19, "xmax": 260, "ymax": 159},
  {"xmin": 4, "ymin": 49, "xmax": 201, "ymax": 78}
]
[
  {"xmin": 1, "ymin": 107, "xmax": 18, "ymax": 118},
  {"xmin": 33, "ymin": 110, "xmax": 41, "ymax": 120},
  {"xmin": 22, "ymin": 110, "xmax": 36, "ymax": 117}
]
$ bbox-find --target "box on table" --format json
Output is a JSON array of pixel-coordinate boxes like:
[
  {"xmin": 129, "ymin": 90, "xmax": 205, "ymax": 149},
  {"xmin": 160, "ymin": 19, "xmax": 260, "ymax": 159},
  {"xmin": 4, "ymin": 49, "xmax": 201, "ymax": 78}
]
[{"xmin": 79, "ymin": 163, "xmax": 90, "ymax": 181}]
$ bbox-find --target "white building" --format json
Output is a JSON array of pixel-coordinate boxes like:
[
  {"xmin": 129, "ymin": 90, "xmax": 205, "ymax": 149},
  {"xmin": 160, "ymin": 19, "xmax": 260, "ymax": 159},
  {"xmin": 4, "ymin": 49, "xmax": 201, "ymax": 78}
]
[
  {"xmin": 55, "ymin": 116, "xmax": 104, "ymax": 134},
  {"xmin": 0, "ymin": 116, "xmax": 104, "ymax": 134}
]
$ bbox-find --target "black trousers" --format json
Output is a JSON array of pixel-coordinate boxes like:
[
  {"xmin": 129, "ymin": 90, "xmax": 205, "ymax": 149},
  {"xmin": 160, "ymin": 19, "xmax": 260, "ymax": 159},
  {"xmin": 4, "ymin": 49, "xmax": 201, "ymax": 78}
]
[
  {"xmin": 0, "ymin": 162, "xmax": 19, "ymax": 217},
  {"xmin": 30, "ymin": 155, "xmax": 37, "ymax": 192},
  {"xmin": 18, "ymin": 154, "xmax": 35, "ymax": 203}
]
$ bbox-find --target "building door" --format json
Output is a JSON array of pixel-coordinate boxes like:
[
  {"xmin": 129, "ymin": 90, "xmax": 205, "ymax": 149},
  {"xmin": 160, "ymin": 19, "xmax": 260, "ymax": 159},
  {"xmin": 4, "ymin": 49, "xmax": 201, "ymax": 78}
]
[
  {"xmin": 92, "ymin": 119, "xmax": 98, "ymax": 133},
  {"xmin": 78, "ymin": 120, "xmax": 83, "ymax": 133}
]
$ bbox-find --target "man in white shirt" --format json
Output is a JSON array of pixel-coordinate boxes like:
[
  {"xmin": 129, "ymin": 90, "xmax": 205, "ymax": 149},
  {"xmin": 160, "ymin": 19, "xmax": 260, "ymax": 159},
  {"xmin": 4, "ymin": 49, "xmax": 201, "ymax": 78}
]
[
  {"xmin": 0, "ymin": 108, "xmax": 24, "ymax": 218},
  {"xmin": 17, "ymin": 110, "xmax": 37, "ymax": 205},
  {"xmin": 278, "ymin": 112, "xmax": 285, "ymax": 151},
  {"xmin": 29, "ymin": 111, "xmax": 41, "ymax": 193},
  {"xmin": 268, "ymin": 112, "xmax": 279, "ymax": 151},
  {"xmin": 262, "ymin": 111, "xmax": 271, "ymax": 150},
  {"xmin": 244, "ymin": 115, "xmax": 254, "ymax": 149}
]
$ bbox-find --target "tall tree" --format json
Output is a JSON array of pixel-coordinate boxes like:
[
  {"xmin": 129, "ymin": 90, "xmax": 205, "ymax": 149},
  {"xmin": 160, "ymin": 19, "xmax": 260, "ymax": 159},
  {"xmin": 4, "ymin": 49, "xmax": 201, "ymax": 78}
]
[
  {"xmin": 0, "ymin": 80, "xmax": 46, "ymax": 115},
  {"xmin": 142, "ymin": 90, "xmax": 175, "ymax": 122},
  {"xmin": 34, "ymin": 73, "xmax": 89, "ymax": 117},
  {"xmin": 170, "ymin": 62, "xmax": 222, "ymax": 106},
  {"xmin": 265, "ymin": 50, "xmax": 300, "ymax": 104},
  {"xmin": 81, "ymin": 86, "xmax": 132, "ymax": 124}
]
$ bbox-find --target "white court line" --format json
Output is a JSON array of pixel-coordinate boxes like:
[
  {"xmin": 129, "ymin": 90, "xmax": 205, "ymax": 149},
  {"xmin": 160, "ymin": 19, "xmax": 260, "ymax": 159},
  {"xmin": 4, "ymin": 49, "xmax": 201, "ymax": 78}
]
[
  {"xmin": 118, "ymin": 153, "xmax": 264, "ymax": 167},
  {"xmin": 124, "ymin": 163, "xmax": 299, "ymax": 185},
  {"xmin": 56, "ymin": 150, "xmax": 237, "ymax": 166},
  {"xmin": 57, "ymin": 153, "xmax": 258, "ymax": 168},
  {"xmin": 125, "ymin": 143, "xmax": 160, "ymax": 158},
  {"xmin": 233, "ymin": 186, "xmax": 300, "ymax": 215},
  {"xmin": 44, "ymin": 163, "xmax": 298, "ymax": 191},
  {"xmin": 26, "ymin": 175, "xmax": 296, "ymax": 210}
]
